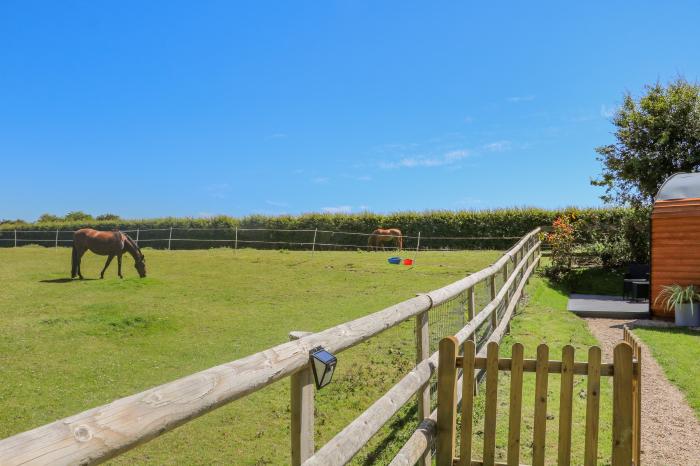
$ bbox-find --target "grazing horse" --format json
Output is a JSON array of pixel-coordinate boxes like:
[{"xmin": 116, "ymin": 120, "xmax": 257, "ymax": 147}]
[
  {"xmin": 368, "ymin": 228, "xmax": 403, "ymax": 251},
  {"xmin": 71, "ymin": 229, "xmax": 146, "ymax": 279}
]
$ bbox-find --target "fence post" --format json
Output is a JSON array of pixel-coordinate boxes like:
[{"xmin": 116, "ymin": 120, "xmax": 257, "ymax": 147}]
[
  {"xmin": 235, "ymin": 227, "xmax": 238, "ymax": 252},
  {"xmin": 289, "ymin": 331, "xmax": 314, "ymax": 466},
  {"xmin": 311, "ymin": 228, "xmax": 318, "ymax": 254},
  {"xmin": 413, "ymin": 231, "xmax": 421, "ymax": 265},
  {"xmin": 136, "ymin": 228, "xmax": 140, "ymax": 246},
  {"xmin": 415, "ymin": 310, "xmax": 431, "ymax": 466},
  {"xmin": 489, "ymin": 274, "xmax": 498, "ymax": 329},
  {"xmin": 436, "ymin": 336, "xmax": 458, "ymax": 466},
  {"xmin": 14, "ymin": 229, "xmax": 17, "ymax": 248},
  {"xmin": 466, "ymin": 286, "xmax": 475, "ymax": 323},
  {"xmin": 612, "ymin": 343, "xmax": 634, "ymax": 466},
  {"xmin": 55, "ymin": 229, "xmax": 59, "ymax": 248},
  {"xmin": 168, "ymin": 227, "xmax": 173, "ymax": 251}
]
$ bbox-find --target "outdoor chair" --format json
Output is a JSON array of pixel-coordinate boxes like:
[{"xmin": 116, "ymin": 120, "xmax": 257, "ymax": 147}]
[{"xmin": 623, "ymin": 263, "xmax": 650, "ymax": 301}]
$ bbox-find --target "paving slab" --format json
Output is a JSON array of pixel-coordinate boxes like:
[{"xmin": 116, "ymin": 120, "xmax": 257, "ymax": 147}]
[{"xmin": 567, "ymin": 293, "xmax": 650, "ymax": 318}]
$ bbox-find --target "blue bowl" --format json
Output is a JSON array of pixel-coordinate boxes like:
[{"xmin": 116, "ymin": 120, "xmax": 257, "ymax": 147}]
[{"xmin": 388, "ymin": 257, "xmax": 402, "ymax": 264}]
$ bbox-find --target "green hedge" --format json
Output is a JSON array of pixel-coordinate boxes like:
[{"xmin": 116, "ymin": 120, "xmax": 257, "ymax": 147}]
[{"xmin": 0, "ymin": 208, "xmax": 649, "ymax": 256}]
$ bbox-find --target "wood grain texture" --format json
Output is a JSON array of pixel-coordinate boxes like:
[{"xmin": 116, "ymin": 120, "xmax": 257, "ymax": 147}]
[
  {"xmin": 436, "ymin": 336, "xmax": 459, "ymax": 466},
  {"xmin": 289, "ymin": 331, "xmax": 314, "ymax": 466},
  {"xmin": 460, "ymin": 340, "xmax": 476, "ymax": 466},
  {"xmin": 584, "ymin": 346, "xmax": 601, "ymax": 466},
  {"xmin": 612, "ymin": 343, "xmax": 633, "ymax": 466},
  {"xmin": 651, "ymin": 211, "xmax": 700, "ymax": 316},
  {"xmin": 482, "ymin": 342, "xmax": 500, "ymax": 466},
  {"xmin": 557, "ymin": 345, "xmax": 575, "ymax": 466},
  {"xmin": 532, "ymin": 344, "xmax": 549, "ymax": 466},
  {"xmin": 506, "ymin": 343, "xmax": 524, "ymax": 466},
  {"xmin": 415, "ymin": 311, "xmax": 431, "ymax": 466}
]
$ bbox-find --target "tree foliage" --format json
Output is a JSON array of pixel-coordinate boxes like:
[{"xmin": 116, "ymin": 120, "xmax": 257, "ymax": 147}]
[
  {"xmin": 593, "ymin": 77, "xmax": 700, "ymax": 206},
  {"xmin": 63, "ymin": 211, "xmax": 94, "ymax": 221}
]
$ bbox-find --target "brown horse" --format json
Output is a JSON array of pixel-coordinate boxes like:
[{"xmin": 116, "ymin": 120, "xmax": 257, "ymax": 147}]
[
  {"xmin": 71, "ymin": 229, "xmax": 146, "ymax": 279},
  {"xmin": 368, "ymin": 228, "xmax": 403, "ymax": 251}
]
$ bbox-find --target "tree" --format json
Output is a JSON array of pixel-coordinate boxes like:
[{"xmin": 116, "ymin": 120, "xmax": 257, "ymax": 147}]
[
  {"xmin": 592, "ymin": 78, "xmax": 700, "ymax": 206},
  {"xmin": 37, "ymin": 213, "xmax": 61, "ymax": 223},
  {"xmin": 96, "ymin": 213, "xmax": 120, "ymax": 221},
  {"xmin": 64, "ymin": 211, "xmax": 93, "ymax": 221}
]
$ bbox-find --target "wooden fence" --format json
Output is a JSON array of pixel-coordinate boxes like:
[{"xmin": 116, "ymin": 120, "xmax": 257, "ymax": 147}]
[
  {"xmin": 0, "ymin": 228, "xmax": 541, "ymax": 466},
  {"xmin": 435, "ymin": 338, "xmax": 642, "ymax": 466}
]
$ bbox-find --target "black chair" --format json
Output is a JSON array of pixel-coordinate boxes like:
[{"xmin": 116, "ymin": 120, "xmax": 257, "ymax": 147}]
[{"xmin": 622, "ymin": 263, "xmax": 650, "ymax": 301}]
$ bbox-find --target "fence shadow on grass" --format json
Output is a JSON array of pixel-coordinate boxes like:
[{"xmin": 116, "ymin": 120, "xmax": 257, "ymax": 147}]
[{"xmin": 360, "ymin": 403, "xmax": 418, "ymax": 466}]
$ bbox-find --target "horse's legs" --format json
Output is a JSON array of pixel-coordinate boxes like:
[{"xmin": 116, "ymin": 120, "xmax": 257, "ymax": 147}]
[
  {"xmin": 100, "ymin": 255, "xmax": 114, "ymax": 279},
  {"xmin": 76, "ymin": 249, "xmax": 86, "ymax": 279},
  {"xmin": 117, "ymin": 254, "xmax": 123, "ymax": 278}
]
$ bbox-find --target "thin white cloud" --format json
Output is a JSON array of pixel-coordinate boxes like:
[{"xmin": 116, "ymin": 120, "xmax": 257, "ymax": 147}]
[
  {"xmin": 356, "ymin": 175, "xmax": 372, "ymax": 182},
  {"xmin": 322, "ymin": 205, "xmax": 352, "ymax": 214},
  {"xmin": 482, "ymin": 140, "xmax": 511, "ymax": 152},
  {"xmin": 507, "ymin": 95, "xmax": 535, "ymax": 103},
  {"xmin": 268, "ymin": 133, "xmax": 287, "ymax": 139},
  {"xmin": 600, "ymin": 104, "xmax": 617, "ymax": 118},
  {"xmin": 380, "ymin": 149, "xmax": 471, "ymax": 169},
  {"xmin": 463, "ymin": 116, "xmax": 474, "ymax": 123},
  {"xmin": 312, "ymin": 176, "xmax": 329, "ymax": 184}
]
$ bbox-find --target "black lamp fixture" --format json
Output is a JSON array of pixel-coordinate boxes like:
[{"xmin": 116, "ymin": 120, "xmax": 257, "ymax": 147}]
[{"xmin": 309, "ymin": 346, "xmax": 337, "ymax": 389}]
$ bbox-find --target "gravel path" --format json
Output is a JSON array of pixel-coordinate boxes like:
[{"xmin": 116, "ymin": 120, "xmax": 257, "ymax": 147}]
[{"xmin": 585, "ymin": 318, "xmax": 700, "ymax": 466}]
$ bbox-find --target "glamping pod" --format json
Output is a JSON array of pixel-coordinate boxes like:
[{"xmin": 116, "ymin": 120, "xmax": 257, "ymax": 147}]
[{"xmin": 650, "ymin": 172, "xmax": 700, "ymax": 318}]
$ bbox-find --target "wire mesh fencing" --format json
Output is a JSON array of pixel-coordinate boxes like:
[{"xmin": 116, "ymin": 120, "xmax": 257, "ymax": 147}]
[{"xmin": 0, "ymin": 227, "xmax": 523, "ymax": 252}]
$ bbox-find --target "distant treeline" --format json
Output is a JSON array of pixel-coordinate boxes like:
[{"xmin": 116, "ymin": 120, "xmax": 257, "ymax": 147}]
[{"xmin": 0, "ymin": 208, "xmax": 649, "ymax": 256}]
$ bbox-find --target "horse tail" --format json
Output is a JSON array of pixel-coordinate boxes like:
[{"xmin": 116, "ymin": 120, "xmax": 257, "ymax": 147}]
[{"xmin": 71, "ymin": 242, "xmax": 78, "ymax": 278}]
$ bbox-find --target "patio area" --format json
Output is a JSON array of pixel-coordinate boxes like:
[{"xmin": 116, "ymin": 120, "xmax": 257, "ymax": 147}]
[{"xmin": 567, "ymin": 294, "xmax": 650, "ymax": 319}]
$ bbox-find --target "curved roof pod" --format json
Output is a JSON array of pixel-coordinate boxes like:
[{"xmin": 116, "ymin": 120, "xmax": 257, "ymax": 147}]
[{"xmin": 656, "ymin": 172, "xmax": 700, "ymax": 201}]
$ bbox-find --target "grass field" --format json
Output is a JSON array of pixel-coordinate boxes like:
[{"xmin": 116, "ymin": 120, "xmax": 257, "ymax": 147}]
[
  {"xmin": 0, "ymin": 245, "xmax": 502, "ymax": 465},
  {"xmin": 0, "ymin": 247, "xmax": 619, "ymax": 465},
  {"xmin": 633, "ymin": 327, "xmax": 700, "ymax": 420}
]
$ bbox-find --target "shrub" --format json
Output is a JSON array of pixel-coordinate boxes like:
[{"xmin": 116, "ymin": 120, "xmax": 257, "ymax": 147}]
[{"xmin": 0, "ymin": 207, "xmax": 651, "ymax": 258}]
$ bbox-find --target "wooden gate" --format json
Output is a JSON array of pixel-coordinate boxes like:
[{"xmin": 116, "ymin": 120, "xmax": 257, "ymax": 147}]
[{"xmin": 436, "ymin": 337, "xmax": 641, "ymax": 466}]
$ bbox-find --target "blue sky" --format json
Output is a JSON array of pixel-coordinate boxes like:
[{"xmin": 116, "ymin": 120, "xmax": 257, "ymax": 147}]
[{"xmin": 2, "ymin": 1, "xmax": 699, "ymax": 220}]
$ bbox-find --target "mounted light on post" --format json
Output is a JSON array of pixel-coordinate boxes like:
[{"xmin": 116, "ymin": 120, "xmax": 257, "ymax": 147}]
[{"xmin": 309, "ymin": 346, "xmax": 337, "ymax": 389}]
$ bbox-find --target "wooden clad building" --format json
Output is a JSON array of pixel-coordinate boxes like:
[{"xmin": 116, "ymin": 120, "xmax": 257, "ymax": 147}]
[{"xmin": 651, "ymin": 172, "xmax": 700, "ymax": 317}]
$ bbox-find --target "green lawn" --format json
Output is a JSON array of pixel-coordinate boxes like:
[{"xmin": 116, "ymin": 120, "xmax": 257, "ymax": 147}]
[
  {"xmin": 633, "ymin": 327, "xmax": 700, "ymax": 420},
  {"xmin": 0, "ymin": 247, "xmax": 616, "ymax": 465},
  {"xmin": 0, "ymin": 245, "xmax": 501, "ymax": 465}
]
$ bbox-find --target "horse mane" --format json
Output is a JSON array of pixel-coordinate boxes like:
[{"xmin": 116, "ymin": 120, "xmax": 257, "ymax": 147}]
[{"xmin": 122, "ymin": 233, "xmax": 144, "ymax": 259}]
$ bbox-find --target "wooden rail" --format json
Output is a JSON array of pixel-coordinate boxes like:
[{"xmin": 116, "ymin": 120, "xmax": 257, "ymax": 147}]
[
  {"xmin": 435, "ymin": 339, "xmax": 641, "ymax": 466},
  {"xmin": 302, "ymin": 240, "xmax": 541, "ymax": 465},
  {"xmin": 0, "ymin": 229, "xmax": 541, "ymax": 466},
  {"xmin": 389, "ymin": 251, "xmax": 541, "ymax": 466}
]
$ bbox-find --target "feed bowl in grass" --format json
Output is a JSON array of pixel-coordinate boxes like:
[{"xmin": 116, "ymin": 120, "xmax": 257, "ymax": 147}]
[{"xmin": 387, "ymin": 257, "xmax": 401, "ymax": 265}]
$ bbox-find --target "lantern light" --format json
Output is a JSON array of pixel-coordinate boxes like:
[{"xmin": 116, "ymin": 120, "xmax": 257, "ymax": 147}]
[{"xmin": 309, "ymin": 346, "xmax": 337, "ymax": 389}]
